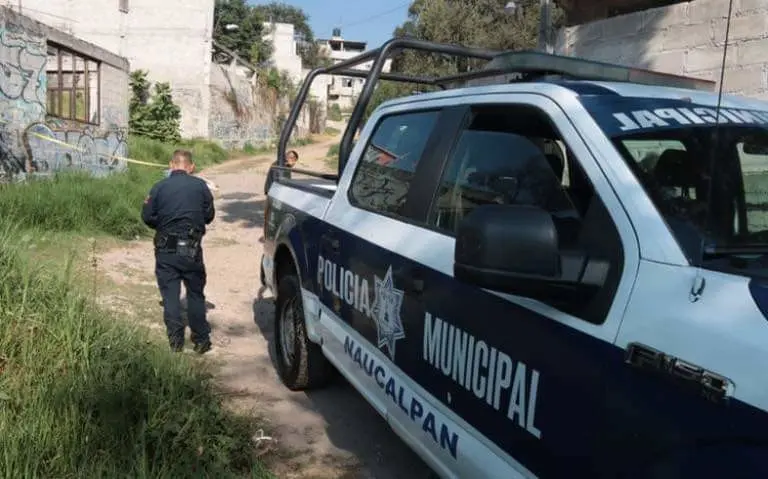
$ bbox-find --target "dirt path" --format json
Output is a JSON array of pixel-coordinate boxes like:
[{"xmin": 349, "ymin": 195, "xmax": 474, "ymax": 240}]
[{"xmin": 96, "ymin": 136, "xmax": 434, "ymax": 478}]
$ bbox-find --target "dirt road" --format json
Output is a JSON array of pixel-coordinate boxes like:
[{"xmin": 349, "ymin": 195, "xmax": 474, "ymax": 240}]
[{"xmin": 97, "ymin": 137, "xmax": 434, "ymax": 478}]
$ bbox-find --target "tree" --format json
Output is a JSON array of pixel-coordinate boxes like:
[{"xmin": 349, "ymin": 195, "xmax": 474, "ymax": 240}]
[
  {"xmin": 362, "ymin": 0, "xmax": 563, "ymax": 116},
  {"xmin": 253, "ymin": 1, "xmax": 330, "ymax": 68},
  {"xmin": 213, "ymin": 0, "xmax": 272, "ymax": 64},
  {"xmin": 129, "ymin": 70, "xmax": 182, "ymax": 143}
]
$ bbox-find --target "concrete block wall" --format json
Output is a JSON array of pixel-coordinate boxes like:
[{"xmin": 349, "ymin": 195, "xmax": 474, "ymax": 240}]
[
  {"xmin": 555, "ymin": 0, "xmax": 768, "ymax": 99},
  {"xmin": 0, "ymin": 7, "xmax": 130, "ymax": 181}
]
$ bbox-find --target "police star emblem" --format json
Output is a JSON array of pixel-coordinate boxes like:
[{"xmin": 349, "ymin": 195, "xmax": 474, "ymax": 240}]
[{"xmin": 371, "ymin": 265, "xmax": 406, "ymax": 360}]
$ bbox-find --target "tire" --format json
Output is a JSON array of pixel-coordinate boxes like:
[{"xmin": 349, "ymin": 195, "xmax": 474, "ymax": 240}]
[{"xmin": 274, "ymin": 268, "xmax": 333, "ymax": 390}]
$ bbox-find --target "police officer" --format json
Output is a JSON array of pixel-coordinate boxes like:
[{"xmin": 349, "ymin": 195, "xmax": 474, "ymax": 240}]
[{"xmin": 142, "ymin": 149, "xmax": 215, "ymax": 354}]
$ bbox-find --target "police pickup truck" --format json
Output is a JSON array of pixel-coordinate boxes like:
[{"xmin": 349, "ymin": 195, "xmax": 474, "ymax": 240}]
[{"xmin": 261, "ymin": 38, "xmax": 768, "ymax": 478}]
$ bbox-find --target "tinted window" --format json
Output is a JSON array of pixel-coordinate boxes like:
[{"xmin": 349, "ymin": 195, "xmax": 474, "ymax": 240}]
[
  {"xmin": 349, "ymin": 110, "xmax": 438, "ymax": 217},
  {"xmin": 429, "ymin": 104, "xmax": 624, "ymax": 324},
  {"xmin": 431, "ymin": 127, "xmax": 576, "ymax": 236},
  {"xmin": 581, "ymin": 95, "xmax": 768, "ymax": 272}
]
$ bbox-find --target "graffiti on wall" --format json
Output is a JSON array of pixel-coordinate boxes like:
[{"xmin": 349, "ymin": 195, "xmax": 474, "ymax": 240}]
[
  {"xmin": 25, "ymin": 123, "xmax": 128, "ymax": 176},
  {"xmin": 0, "ymin": 25, "xmax": 127, "ymax": 181},
  {"xmin": 0, "ymin": 27, "xmax": 46, "ymax": 115},
  {"xmin": 0, "ymin": 25, "xmax": 46, "ymax": 179}
]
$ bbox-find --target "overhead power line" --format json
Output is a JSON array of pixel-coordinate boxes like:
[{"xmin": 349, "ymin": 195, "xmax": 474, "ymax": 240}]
[{"xmin": 341, "ymin": 2, "xmax": 411, "ymax": 29}]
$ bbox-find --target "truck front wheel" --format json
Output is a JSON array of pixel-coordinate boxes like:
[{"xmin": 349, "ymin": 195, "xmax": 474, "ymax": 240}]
[{"xmin": 274, "ymin": 267, "xmax": 332, "ymax": 390}]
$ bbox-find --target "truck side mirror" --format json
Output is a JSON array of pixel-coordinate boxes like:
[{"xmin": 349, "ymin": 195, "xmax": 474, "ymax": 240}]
[{"xmin": 454, "ymin": 204, "xmax": 602, "ymax": 305}]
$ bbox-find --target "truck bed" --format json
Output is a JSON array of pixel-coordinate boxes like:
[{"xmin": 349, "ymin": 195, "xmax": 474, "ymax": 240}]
[{"xmin": 278, "ymin": 177, "xmax": 337, "ymax": 199}]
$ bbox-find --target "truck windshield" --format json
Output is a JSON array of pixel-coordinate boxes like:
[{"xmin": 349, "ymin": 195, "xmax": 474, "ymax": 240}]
[{"xmin": 580, "ymin": 95, "xmax": 768, "ymax": 267}]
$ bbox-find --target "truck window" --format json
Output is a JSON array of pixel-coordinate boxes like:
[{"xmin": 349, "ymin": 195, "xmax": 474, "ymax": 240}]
[
  {"xmin": 611, "ymin": 128, "xmax": 768, "ymax": 264},
  {"xmin": 429, "ymin": 104, "xmax": 624, "ymax": 324},
  {"xmin": 349, "ymin": 110, "xmax": 439, "ymax": 217},
  {"xmin": 737, "ymin": 141, "xmax": 768, "ymax": 233}
]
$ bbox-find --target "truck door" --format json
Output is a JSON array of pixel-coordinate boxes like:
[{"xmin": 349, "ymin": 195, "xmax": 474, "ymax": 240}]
[
  {"xmin": 315, "ymin": 104, "xmax": 467, "ymax": 425},
  {"xmin": 404, "ymin": 97, "xmax": 643, "ymax": 477},
  {"xmin": 325, "ymin": 94, "xmax": 642, "ymax": 477}
]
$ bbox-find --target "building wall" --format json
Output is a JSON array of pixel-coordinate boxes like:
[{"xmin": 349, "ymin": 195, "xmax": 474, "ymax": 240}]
[
  {"xmin": 16, "ymin": 0, "xmax": 214, "ymax": 139},
  {"xmin": 555, "ymin": 0, "xmax": 768, "ymax": 100},
  {"xmin": 263, "ymin": 22, "xmax": 303, "ymax": 84},
  {"xmin": 0, "ymin": 7, "xmax": 129, "ymax": 181},
  {"xmin": 318, "ymin": 39, "xmax": 393, "ymax": 110},
  {"xmin": 208, "ymin": 60, "xmax": 319, "ymax": 150}
]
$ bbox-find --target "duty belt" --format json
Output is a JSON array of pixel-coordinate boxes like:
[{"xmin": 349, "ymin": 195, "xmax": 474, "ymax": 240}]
[{"xmin": 155, "ymin": 229, "xmax": 202, "ymax": 258}]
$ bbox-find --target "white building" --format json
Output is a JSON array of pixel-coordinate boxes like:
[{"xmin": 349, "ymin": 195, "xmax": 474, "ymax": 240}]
[
  {"xmin": 317, "ymin": 28, "xmax": 391, "ymax": 110},
  {"xmin": 261, "ymin": 21, "xmax": 303, "ymax": 84},
  {"xmin": 14, "ymin": 0, "xmax": 215, "ymax": 138}
]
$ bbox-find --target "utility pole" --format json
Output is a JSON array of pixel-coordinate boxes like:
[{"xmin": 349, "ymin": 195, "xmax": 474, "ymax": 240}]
[{"xmin": 538, "ymin": 0, "xmax": 553, "ymax": 53}]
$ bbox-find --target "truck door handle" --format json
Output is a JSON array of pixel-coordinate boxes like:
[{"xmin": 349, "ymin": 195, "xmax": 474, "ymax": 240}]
[
  {"xmin": 321, "ymin": 233, "xmax": 340, "ymax": 252},
  {"xmin": 395, "ymin": 268, "xmax": 424, "ymax": 294}
]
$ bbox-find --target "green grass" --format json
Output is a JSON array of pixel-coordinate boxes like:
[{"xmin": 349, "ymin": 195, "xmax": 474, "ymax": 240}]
[
  {"xmin": 233, "ymin": 137, "xmax": 316, "ymax": 158},
  {"xmin": 0, "ymin": 222, "xmax": 272, "ymax": 478},
  {"xmin": 0, "ymin": 136, "xmax": 229, "ymax": 240},
  {"xmin": 327, "ymin": 104, "xmax": 343, "ymax": 122},
  {"xmin": 324, "ymin": 127, "xmax": 340, "ymax": 136},
  {"xmin": 325, "ymin": 143, "xmax": 340, "ymax": 169}
]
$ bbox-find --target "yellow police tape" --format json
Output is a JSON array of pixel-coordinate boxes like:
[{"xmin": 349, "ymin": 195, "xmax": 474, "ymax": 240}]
[
  {"xmin": 29, "ymin": 132, "xmax": 221, "ymax": 194},
  {"xmin": 29, "ymin": 131, "xmax": 167, "ymax": 168}
]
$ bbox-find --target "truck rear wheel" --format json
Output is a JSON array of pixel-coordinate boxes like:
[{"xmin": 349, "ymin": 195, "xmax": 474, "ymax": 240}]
[{"xmin": 274, "ymin": 267, "xmax": 332, "ymax": 390}]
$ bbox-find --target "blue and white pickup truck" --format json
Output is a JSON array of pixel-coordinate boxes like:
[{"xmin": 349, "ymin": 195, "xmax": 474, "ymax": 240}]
[{"xmin": 261, "ymin": 39, "xmax": 768, "ymax": 478}]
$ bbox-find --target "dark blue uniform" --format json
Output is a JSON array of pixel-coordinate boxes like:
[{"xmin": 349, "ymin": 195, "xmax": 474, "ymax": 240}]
[{"xmin": 142, "ymin": 170, "xmax": 215, "ymax": 352}]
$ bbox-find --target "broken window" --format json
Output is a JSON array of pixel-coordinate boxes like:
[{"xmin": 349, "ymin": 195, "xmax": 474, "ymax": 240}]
[{"xmin": 46, "ymin": 43, "xmax": 100, "ymax": 124}]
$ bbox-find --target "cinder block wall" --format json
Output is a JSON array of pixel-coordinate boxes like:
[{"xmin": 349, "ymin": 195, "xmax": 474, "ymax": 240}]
[
  {"xmin": 555, "ymin": 0, "xmax": 768, "ymax": 99},
  {"xmin": 0, "ymin": 7, "xmax": 130, "ymax": 181}
]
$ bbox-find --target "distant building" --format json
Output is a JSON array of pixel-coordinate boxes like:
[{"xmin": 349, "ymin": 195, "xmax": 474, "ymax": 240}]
[
  {"xmin": 317, "ymin": 28, "xmax": 391, "ymax": 109},
  {"xmin": 16, "ymin": 0, "xmax": 215, "ymax": 138},
  {"xmin": 262, "ymin": 21, "xmax": 303, "ymax": 84}
]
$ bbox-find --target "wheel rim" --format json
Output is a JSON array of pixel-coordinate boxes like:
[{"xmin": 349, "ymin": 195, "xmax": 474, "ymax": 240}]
[{"xmin": 280, "ymin": 297, "xmax": 298, "ymax": 367}]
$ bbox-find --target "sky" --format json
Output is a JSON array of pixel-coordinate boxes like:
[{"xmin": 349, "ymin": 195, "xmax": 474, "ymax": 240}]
[{"xmin": 249, "ymin": 0, "xmax": 412, "ymax": 47}]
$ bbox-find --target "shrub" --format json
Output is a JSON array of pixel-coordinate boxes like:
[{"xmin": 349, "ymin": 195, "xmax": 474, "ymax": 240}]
[
  {"xmin": 327, "ymin": 103, "xmax": 342, "ymax": 122},
  {"xmin": 129, "ymin": 70, "xmax": 182, "ymax": 143},
  {"xmin": 326, "ymin": 143, "xmax": 340, "ymax": 158}
]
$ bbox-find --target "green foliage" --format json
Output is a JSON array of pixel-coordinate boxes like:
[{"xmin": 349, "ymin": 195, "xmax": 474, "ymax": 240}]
[
  {"xmin": 242, "ymin": 142, "xmax": 258, "ymax": 154},
  {"xmin": 263, "ymin": 67, "xmax": 295, "ymax": 97},
  {"xmin": 364, "ymin": 0, "xmax": 565, "ymax": 112},
  {"xmin": 129, "ymin": 70, "xmax": 182, "ymax": 143},
  {"xmin": 328, "ymin": 103, "xmax": 342, "ymax": 122},
  {"xmin": 327, "ymin": 142, "xmax": 340, "ymax": 158},
  {"xmin": 0, "ymin": 223, "xmax": 272, "ymax": 477},
  {"xmin": 214, "ymin": 0, "xmax": 272, "ymax": 64},
  {"xmin": 325, "ymin": 142, "xmax": 340, "ymax": 170},
  {"xmin": 213, "ymin": 0, "xmax": 328, "ymax": 67},
  {"xmin": 0, "ymin": 137, "xmax": 227, "ymax": 239}
]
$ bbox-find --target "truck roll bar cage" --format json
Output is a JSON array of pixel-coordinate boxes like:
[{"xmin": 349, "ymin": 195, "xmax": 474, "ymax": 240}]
[
  {"xmin": 276, "ymin": 37, "xmax": 499, "ymax": 180},
  {"xmin": 276, "ymin": 37, "xmax": 716, "ymax": 181}
]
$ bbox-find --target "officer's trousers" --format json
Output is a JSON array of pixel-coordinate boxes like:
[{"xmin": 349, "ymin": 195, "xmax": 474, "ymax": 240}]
[{"xmin": 155, "ymin": 250, "xmax": 210, "ymax": 348}]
